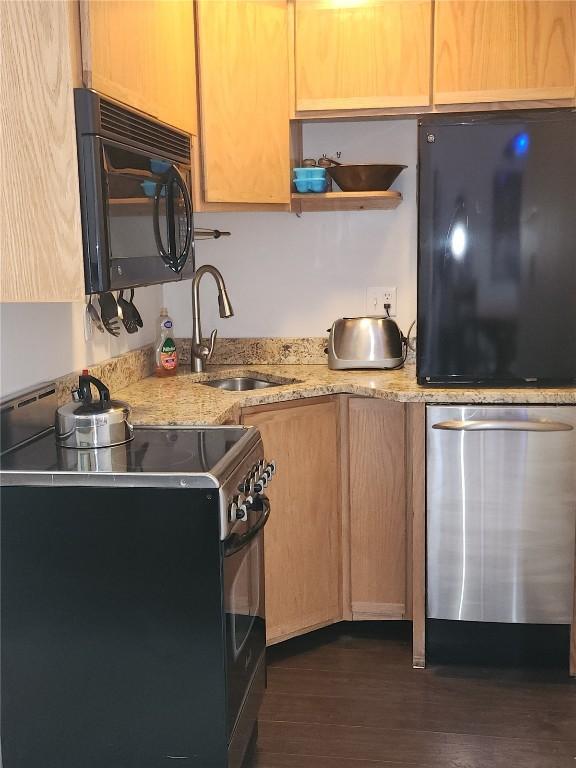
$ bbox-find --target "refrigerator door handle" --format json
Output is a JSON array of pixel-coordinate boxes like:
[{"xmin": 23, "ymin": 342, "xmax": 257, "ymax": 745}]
[{"xmin": 432, "ymin": 419, "xmax": 574, "ymax": 432}]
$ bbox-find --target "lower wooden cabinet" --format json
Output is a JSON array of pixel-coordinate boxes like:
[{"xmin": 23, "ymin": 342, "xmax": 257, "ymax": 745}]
[
  {"xmin": 241, "ymin": 398, "xmax": 341, "ymax": 644},
  {"xmin": 241, "ymin": 394, "xmax": 415, "ymax": 645},
  {"xmin": 347, "ymin": 398, "xmax": 407, "ymax": 620}
]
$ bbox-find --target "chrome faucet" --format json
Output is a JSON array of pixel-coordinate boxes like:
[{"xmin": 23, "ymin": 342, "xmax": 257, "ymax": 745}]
[{"xmin": 190, "ymin": 264, "xmax": 234, "ymax": 372}]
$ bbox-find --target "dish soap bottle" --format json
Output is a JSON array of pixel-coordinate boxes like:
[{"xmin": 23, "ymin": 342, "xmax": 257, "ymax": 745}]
[{"xmin": 155, "ymin": 308, "xmax": 178, "ymax": 377}]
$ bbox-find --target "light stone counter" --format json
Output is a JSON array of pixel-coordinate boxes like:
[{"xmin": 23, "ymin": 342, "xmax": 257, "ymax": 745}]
[{"xmin": 114, "ymin": 363, "xmax": 576, "ymax": 426}]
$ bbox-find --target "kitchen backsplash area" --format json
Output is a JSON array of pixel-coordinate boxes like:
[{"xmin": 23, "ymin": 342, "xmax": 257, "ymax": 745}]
[
  {"xmin": 164, "ymin": 119, "xmax": 418, "ymax": 340},
  {"xmin": 176, "ymin": 336, "xmax": 415, "ymax": 366},
  {"xmin": 177, "ymin": 337, "xmax": 328, "ymax": 366},
  {"xmin": 53, "ymin": 345, "xmax": 155, "ymax": 406},
  {"xmin": 0, "ymin": 285, "xmax": 162, "ymax": 399}
]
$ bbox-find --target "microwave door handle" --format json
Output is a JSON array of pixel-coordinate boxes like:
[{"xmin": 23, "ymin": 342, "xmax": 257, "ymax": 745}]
[
  {"xmin": 165, "ymin": 170, "xmax": 177, "ymax": 268},
  {"xmin": 169, "ymin": 165, "xmax": 193, "ymax": 272},
  {"xmin": 224, "ymin": 496, "xmax": 271, "ymax": 557},
  {"xmin": 153, "ymin": 182, "xmax": 173, "ymax": 268}
]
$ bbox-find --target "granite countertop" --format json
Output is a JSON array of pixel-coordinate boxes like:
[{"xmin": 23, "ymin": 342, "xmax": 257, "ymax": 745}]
[{"xmin": 114, "ymin": 363, "xmax": 576, "ymax": 426}]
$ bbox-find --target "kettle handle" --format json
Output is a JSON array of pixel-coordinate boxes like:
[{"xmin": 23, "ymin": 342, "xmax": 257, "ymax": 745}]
[{"xmin": 78, "ymin": 374, "xmax": 110, "ymax": 408}]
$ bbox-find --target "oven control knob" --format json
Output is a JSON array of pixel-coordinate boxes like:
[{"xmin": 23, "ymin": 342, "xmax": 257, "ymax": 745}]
[
  {"xmin": 232, "ymin": 495, "xmax": 248, "ymax": 521},
  {"xmin": 229, "ymin": 500, "xmax": 239, "ymax": 521},
  {"xmin": 263, "ymin": 464, "xmax": 274, "ymax": 479},
  {"xmin": 249, "ymin": 473, "xmax": 260, "ymax": 494},
  {"xmin": 229, "ymin": 493, "xmax": 246, "ymax": 522},
  {"xmin": 238, "ymin": 476, "xmax": 255, "ymax": 495},
  {"xmin": 236, "ymin": 495, "xmax": 253, "ymax": 521},
  {"xmin": 230, "ymin": 493, "xmax": 246, "ymax": 521}
]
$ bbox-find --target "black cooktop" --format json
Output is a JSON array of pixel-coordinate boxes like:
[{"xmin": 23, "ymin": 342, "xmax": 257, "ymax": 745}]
[{"xmin": 0, "ymin": 426, "xmax": 249, "ymax": 477}]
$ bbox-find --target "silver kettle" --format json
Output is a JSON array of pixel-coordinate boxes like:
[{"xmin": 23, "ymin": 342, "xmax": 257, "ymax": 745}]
[{"xmin": 55, "ymin": 372, "xmax": 133, "ymax": 449}]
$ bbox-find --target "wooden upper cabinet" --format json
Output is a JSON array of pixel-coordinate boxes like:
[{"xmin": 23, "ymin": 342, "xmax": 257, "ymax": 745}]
[
  {"xmin": 80, "ymin": 1, "xmax": 197, "ymax": 134},
  {"xmin": 434, "ymin": 1, "xmax": 576, "ymax": 105},
  {"xmin": 294, "ymin": 0, "xmax": 433, "ymax": 112},
  {"xmin": 196, "ymin": 0, "xmax": 291, "ymax": 204},
  {"xmin": 155, "ymin": 1, "xmax": 198, "ymax": 135},
  {"xmin": 0, "ymin": 0, "xmax": 84, "ymax": 302}
]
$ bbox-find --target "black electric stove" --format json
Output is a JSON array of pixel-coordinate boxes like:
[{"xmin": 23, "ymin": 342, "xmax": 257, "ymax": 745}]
[
  {"xmin": 0, "ymin": 383, "xmax": 275, "ymax": 768},
  {"xmin": 1, "ymin": 424, "xmax": 247, "ymax": 475}
]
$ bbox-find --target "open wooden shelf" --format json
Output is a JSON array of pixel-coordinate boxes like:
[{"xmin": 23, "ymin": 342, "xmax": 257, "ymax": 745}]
[{"xmin": 291, "ymin": 190, "xmax": 402, "ymax": 212}]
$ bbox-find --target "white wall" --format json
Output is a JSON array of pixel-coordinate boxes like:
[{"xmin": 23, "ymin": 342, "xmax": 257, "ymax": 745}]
[
  {"xmin": 0, "ymin": 285, "xmax": 162, "ymax": 398},
  {"xmin": 165, "ymin": 119, "xmax": 418, "ymax": 339}
]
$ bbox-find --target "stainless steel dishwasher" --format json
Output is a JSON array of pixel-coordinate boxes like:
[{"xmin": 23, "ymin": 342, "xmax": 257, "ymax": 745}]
[{"xmin": 427, "ymin": 405, "xmax": 576, "ymax": 624}]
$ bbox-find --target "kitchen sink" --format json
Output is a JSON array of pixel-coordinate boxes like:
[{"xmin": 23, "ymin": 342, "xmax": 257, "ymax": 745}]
[{"xmin": 201, "ymin": 376, "xmax": 298, "ymax": 392}]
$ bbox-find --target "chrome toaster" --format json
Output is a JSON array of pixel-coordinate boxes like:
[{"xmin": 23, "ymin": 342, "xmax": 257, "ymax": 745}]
[{"xmin": 327, "ymin": 316, "xmax": 405, "ymax": 370}]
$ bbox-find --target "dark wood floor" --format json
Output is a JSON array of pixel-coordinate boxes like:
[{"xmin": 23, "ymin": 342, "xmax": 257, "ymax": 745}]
[{"xmin": 253, "ymin": 622, "xmax": 576, "ymax": 768}]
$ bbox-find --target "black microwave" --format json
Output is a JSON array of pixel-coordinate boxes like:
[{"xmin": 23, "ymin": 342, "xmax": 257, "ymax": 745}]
[{"xmin": 74, "ymin": 89, "xmax": 195, "ymax": 294}]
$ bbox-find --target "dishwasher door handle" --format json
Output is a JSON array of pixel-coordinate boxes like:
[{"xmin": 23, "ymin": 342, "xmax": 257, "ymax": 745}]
[{"xmin": 432, "ymin": 419, "xmax": 574, "ymax": 432}]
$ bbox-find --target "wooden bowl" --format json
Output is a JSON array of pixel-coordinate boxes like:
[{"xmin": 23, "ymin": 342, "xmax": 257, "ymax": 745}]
[{"xmin": 327, "ymin": 164, "xmax": 407, "ymax": 192}]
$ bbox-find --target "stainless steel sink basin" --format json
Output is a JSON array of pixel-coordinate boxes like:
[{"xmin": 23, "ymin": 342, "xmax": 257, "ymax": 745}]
[{"xmin": 201, "ymin": 376, "xmax": 293, "ymax": 392}]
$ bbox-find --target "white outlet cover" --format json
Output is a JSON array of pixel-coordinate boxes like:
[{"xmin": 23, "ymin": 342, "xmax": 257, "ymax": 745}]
[{"xmin": 366, "ymin": 286, "xmax": 397, "ymax": 316}]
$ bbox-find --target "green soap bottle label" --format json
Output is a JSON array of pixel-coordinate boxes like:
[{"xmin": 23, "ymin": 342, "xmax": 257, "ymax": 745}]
[{"xmin": 160, "ymin": 338, "xmax": 177, "ymax": 370}]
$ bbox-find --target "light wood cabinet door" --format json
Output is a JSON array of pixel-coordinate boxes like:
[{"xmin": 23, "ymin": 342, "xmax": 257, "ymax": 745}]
[
  {"xmin": 348, "ymin": 399, "xmax": 407, "ymax": 620},
  {"xmin": 434, "ymin": 1, "xmax": 576, "ymax": 105},
  {"xmin": 0, "ymin": 0, "xmax": 84, "ymax": 302},
  {"xmin": 242, "ymin": 399, "xmax": 341, "ymax": 644},
  {"xmin": 294, "ymin": 0, "xmax": 432, "ymax": 112},
  {"xmin": 155, "ymin": 1, "xmax": 198, "ymax": 135},
  {"xmin": 196, "ymin": 0, "xmax": 291, "ymax": 203},
  {"xmin": 81, "ymin": 1, "xmax": 197, "ymax": 134}
]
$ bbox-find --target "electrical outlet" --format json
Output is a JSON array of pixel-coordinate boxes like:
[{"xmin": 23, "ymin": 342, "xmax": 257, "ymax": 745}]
[{"xmin": 366, "ymin": 286, "xmax": 397, "ymax": 317}]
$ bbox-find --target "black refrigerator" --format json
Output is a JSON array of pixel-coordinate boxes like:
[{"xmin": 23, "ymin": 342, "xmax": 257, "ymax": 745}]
[{"xmin": 417, "ymin": 110, "xmax": 576, "ymax": 386}]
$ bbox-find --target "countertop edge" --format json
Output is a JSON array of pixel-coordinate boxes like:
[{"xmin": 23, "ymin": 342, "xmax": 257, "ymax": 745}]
[{"xmin": 114, "ymin": 364, "xmax": 576, "ymax": 427}]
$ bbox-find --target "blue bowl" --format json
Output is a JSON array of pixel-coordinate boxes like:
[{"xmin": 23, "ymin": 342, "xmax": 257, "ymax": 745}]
[
  {"xmin": 309, "ymin": 178, "xmax": 328, "ymax": 193},
  {"xmin": 293, "ymin": 178, "xmax": 328, "ymax": 193},
  {"xmin": 293, "ymin": 179, "xmax": 311, "ymax": 193},
  {"xmin": 293, "ymin": 167, "xmax": 327, "ymax": 180}
]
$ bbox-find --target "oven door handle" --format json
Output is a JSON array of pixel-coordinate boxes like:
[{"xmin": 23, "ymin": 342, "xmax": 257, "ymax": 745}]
[{"xmin": 224, "ymin": 496, "xmax": 270, "ymax": 557}]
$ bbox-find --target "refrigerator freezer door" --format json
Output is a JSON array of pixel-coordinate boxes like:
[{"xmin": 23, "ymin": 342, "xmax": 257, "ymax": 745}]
[
  {"xmin": 427, "ymin": 405, "xmax": 576, "ymax": 623},
  {"xmin": 417, "ymin": 110, "xmax": 576, "ymax": 384}
]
